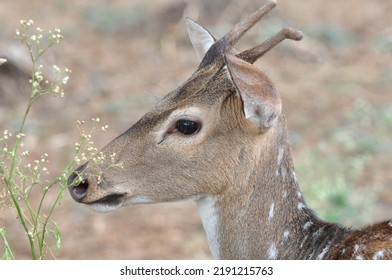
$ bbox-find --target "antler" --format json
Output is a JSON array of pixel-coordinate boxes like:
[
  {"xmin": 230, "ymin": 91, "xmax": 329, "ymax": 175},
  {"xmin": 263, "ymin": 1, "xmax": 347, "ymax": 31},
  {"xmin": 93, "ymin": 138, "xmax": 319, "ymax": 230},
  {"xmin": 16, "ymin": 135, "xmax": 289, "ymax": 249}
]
[
  {"xmin": 219, "ymin": 0, "xmax": 277, "ymax": 50},
  {"xmin": 199, "ymin": 0, "xmax": 303, "ymax": 68},
  {"xmin": 199, "ymin": 0, "xmax": 277, "ymax": 68},
  {"xmin": 238, "ymin": 27, "xmax": 303, "ymax": 64}
]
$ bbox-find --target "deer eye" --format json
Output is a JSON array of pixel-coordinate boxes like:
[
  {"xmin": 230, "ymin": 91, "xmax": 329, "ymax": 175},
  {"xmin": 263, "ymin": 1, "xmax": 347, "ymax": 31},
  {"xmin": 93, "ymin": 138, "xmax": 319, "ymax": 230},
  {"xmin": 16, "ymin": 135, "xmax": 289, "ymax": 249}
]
[{"xmin": 175, "ymin": 119, "xmax": 200, "ymax": 135}]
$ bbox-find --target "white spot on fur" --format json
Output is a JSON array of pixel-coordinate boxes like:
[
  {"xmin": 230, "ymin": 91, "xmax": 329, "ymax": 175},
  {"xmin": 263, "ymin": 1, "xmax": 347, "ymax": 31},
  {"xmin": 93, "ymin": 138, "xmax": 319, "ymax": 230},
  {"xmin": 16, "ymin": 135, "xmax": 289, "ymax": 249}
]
[
  {"xmin": 196, "ymin": 196, "xmax": 220, "ymax": 259},
  {"xmin": 300, "ymin": 234, "xmax": 309, "ymax": 248},
  {"xmin": 292, "ymin": 171, "xmax": 298, "ymax": 182},
  {"xmin": 388, "ymin": 221, "xmax": 392, "ymax": 227},
  {"xmin": 283, "ymin": 190, "xmax": 287, "ymax": 198},
  {"xmin": 277, "ymin": 148, "xmax": 284, "ymax": 166},
  {"xmin": 275, "ymin": 148, "xmax": 284, "ymax": 177},
  {"xmin": 268, "ymin": 202, "xmax": 275, "ymax": 221},
  {"xmin": 354, "ymin": 244, "xmax": 361, "ymax": 254},
  {"xmin": 312, "ymin": 227, "xmax": 324, "ymax": 237},
  {"xmin": 373, "ymin": 250, "xmax": 385, "ymax": 260},
  {"xmin": 267, "ymin": 243, "xmax": 278, "ymax": 260},
  {"xmin": 297, "ymin": 191, "xmax": 302, "ymax": 199},
  {"xmin": 297, "ymin": 202, "xmax": 306, "ymax": 211},
  {"xmin": 283, "ymin": 230, "xmax": 290, "ymax": 241},
  {"xmin": 355, "ymin": 255, "xmax": 364, "ymax": 260},
  {"xmin": 303, "ymin": 221, "xmax": 313, "ymax": 230},
  {"xmin": 317, "ymin": 245, "xmax": 330, "ymax": 260}
]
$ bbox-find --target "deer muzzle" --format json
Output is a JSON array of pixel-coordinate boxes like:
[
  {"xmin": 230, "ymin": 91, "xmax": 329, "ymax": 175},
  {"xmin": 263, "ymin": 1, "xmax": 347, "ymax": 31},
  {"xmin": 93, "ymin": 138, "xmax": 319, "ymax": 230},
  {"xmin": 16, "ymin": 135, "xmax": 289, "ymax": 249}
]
[{"xmin": 67, "ymin": 163, "xmax": 89, "ymax": 202}]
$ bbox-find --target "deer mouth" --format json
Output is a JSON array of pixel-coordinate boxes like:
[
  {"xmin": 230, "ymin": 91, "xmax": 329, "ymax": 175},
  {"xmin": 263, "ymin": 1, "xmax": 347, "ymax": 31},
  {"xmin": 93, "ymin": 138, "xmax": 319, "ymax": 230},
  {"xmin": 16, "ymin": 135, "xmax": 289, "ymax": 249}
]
[{"xmin": 85, "ymin": 193, "xmax": 127, "ymax": 212}]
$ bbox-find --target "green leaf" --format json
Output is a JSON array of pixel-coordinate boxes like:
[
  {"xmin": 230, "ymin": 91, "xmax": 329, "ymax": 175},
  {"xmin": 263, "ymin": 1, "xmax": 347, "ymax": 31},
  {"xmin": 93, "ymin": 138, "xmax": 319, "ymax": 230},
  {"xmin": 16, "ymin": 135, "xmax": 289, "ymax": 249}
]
[{"xmin": 51, "ymin": 222, "xmax": 62, "ymax": 250}]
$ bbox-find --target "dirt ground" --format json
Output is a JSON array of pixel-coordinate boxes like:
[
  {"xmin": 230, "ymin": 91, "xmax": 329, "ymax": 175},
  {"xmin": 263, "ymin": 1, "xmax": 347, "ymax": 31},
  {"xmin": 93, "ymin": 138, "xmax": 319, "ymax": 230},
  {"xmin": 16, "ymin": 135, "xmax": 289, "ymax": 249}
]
[{"xmin": 0, "ymin": 0, "xmax": 391, "ymax": 259}]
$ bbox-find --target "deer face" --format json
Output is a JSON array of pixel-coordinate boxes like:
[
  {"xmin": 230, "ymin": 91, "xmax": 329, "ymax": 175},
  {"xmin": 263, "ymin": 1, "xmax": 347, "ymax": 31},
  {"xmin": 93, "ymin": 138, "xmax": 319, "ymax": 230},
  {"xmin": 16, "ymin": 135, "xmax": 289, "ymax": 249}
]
[
  {"xmin": 68, "ymin": 70, "xmax": 239, "ymax": 212},
  {"xmin": 68, "ymin": 2, "xmax": 302, "ymax": 212}
]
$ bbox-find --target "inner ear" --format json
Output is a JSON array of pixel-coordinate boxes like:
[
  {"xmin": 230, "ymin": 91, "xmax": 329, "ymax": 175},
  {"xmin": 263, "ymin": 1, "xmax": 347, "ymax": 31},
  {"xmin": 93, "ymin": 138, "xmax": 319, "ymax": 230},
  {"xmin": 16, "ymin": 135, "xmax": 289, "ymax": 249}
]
[
  {"xmin": 224, "ymin": 52, "xmax": 282, "ymax": 130},
  {"xmin": 186, "ymin": 18, "xmax": 216, "ymax": 61}
]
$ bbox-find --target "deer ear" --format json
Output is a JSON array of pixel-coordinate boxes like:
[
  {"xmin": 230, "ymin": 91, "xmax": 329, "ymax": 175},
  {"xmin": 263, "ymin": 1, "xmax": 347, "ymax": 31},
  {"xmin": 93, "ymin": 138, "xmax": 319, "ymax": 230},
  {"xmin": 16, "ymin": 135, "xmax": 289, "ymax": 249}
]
[
  {"xmin": 186, "ymin": 18, "xmax": 216, "ymax": 61},
  {"xmin": 224, "ymin": 52, "xmax": 282, "ymax": 130}
]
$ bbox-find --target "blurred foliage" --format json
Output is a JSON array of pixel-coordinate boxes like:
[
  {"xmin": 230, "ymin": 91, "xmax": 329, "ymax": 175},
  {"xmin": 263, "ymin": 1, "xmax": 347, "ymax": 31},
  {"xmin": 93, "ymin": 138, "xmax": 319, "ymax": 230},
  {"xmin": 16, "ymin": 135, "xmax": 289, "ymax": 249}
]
[
  {"xmin": 296, "ymin": 98, "xmax": 392, "ymax": 226},
  {"xmin": 82, "ymin": 2, "xmax": 145, "ymax": 33},
  {"xmin": 310, "ymin": 24, "xmax": 359, "ymax": 47}
]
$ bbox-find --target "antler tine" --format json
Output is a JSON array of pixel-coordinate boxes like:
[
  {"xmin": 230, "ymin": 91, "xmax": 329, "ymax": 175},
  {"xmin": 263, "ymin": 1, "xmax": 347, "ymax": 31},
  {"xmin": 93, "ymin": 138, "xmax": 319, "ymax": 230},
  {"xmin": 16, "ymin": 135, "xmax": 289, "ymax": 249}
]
[
  {"xmin": 220, "ymin": 0, "xmax": 277, "ymax": 50},
  {"xmin": 238, "ymin": 27, "xmax": 304, "ymax": 64}
]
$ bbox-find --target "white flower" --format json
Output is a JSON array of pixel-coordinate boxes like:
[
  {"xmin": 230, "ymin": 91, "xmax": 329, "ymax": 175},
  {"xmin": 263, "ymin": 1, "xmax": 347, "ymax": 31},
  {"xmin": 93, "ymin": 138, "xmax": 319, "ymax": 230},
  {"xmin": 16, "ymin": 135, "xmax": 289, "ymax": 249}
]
[
  {"xmin": 52, "ymin": 65, "xmax": 60, "ymax": 73},
  {"xmin": 62, "ymin": 76, "xmax": 69, "ymax": 85}
]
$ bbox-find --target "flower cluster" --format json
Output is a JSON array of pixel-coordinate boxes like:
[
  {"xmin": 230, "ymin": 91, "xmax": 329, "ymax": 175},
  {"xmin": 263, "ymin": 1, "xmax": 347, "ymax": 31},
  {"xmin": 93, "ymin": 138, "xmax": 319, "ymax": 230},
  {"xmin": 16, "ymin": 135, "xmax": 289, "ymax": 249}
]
[
  {"xmin": 15, "ymin": 20, "xmax": 70, "ymax": 99},
  {"xmin": 16, "ymin": 20, "xmax": 63, "ymax": 47}
]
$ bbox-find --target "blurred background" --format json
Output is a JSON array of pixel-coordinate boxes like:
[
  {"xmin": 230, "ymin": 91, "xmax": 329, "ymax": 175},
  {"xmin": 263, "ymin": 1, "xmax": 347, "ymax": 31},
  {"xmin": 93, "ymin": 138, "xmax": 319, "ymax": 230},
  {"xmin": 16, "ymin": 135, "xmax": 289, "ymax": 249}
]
[{"xmin": 0, "ymin": 0, "xmax": 391, "ymax": 259}]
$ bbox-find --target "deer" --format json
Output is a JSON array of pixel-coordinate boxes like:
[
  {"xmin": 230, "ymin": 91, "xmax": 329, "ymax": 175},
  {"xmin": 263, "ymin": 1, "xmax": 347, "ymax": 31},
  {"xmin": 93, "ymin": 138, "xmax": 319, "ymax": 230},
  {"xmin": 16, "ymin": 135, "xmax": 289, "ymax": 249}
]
[{"xmin": 67, "ymin": 0, "xmax": 392, "ymax": 259}]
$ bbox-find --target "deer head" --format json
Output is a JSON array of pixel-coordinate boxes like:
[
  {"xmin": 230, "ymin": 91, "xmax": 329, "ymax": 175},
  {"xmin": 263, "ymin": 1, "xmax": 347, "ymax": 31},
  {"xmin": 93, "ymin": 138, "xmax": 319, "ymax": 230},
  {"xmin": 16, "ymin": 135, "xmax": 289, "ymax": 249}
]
[{"xmin": 68, "ymin": 0, "xmax": 302, "ymax": 211}]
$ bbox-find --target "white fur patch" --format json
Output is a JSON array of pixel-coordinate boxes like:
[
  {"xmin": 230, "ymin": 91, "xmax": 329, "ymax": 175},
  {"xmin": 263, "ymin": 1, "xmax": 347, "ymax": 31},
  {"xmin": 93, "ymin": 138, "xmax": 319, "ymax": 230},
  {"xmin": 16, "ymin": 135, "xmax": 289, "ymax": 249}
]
[
  {"xmin": 303, "ymin": 221, "xmax": 313, "ymax": 230},
  {"xmin": 196, "ymin": 196, "xmax": 220, "ymax": 259},
  {"xmin": 316, "ymin": 245, "xmax": 330, "ymax": 260},
  {"xmin": 292, "ymin": 171, "xmax": 298, "ymax": 182},
  {"xmin": 267, "ymin": 243, "xmax": 278, "ymax": 260},
  {"xmin": 90, "ymin": 195, "xmax": 155, "ymax": 213},
  {"xmin": 373, "ymin": 250, "xmax": 385, "ymax": 260},
  {"xmin": 283, "ymin": 230, "xmax": 290, "ymax": 241},
  {"xmin": 268, "ymin": 202, "xmax": 275, "ymax": 222},
  {"xmin": 88, "ymin": 203, "xmax": 121, "ymax": 213},
  {"xmin": 354, "ymin": 244, "xmax": 361, "ymax": 254},
  {"xmin": 277, "ymin": 148, "xmax": 284, "ymax": 166},
  {"xmin": 297, "ymin": 202, "xmax": 306, "ymax": 211},
  {"xmin": 312, "ymin": 227, "xmax": 324, "ymax": 237}
]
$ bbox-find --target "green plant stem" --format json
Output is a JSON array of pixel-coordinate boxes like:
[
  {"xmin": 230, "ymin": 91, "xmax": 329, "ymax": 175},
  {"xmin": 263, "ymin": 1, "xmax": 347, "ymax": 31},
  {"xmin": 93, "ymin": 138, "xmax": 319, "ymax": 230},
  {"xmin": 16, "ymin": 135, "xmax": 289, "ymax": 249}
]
[
  {"xmin": 7, "ymin": 93, "xmax": 35, "ymax": 180},
  {"xmin": 4, "ymin": 57, "xmax": 39, "ymax": 259},
  {"xmin": 38, "ymin": 183, "xmax": 66, "ymax": 257},
  {"xmin": 0, "ymin": 229, "xmax": 15, "ymax": 260},
  {"xmin": 3, "ymin": 178, "xmax": 37, "ymax": 259}
]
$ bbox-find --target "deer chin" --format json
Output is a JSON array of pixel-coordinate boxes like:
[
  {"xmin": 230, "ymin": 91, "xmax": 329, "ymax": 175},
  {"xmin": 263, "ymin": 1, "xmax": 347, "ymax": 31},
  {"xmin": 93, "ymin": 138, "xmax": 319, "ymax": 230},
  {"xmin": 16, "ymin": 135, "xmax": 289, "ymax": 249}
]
[
  {"xmin": 87, "ymin": 201, "xmax": 122, "ymax": 213},
  {"xmin": 86, "ymin": 193, "xmax": 156, "ymax": 213},
  {"xmin": 85, "ymin": 193, "xmax": 126, "ymax": 213}
]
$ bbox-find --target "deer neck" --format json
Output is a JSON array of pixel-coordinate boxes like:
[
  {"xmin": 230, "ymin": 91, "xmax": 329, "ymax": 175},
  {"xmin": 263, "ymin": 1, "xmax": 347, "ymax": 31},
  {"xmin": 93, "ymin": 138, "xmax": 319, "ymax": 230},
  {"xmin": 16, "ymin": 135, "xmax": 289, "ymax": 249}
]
[{"xmin": 196, "ymin": 116, "xmax": 351, "ymax": 259}]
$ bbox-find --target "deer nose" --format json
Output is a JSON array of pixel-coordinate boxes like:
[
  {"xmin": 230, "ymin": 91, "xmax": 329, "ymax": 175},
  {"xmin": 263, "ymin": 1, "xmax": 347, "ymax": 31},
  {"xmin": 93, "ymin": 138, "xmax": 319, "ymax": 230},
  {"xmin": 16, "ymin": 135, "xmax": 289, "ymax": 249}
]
[{"xmin": 68, "ymin": 164, "xmax": 89, "ymax": 202}]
